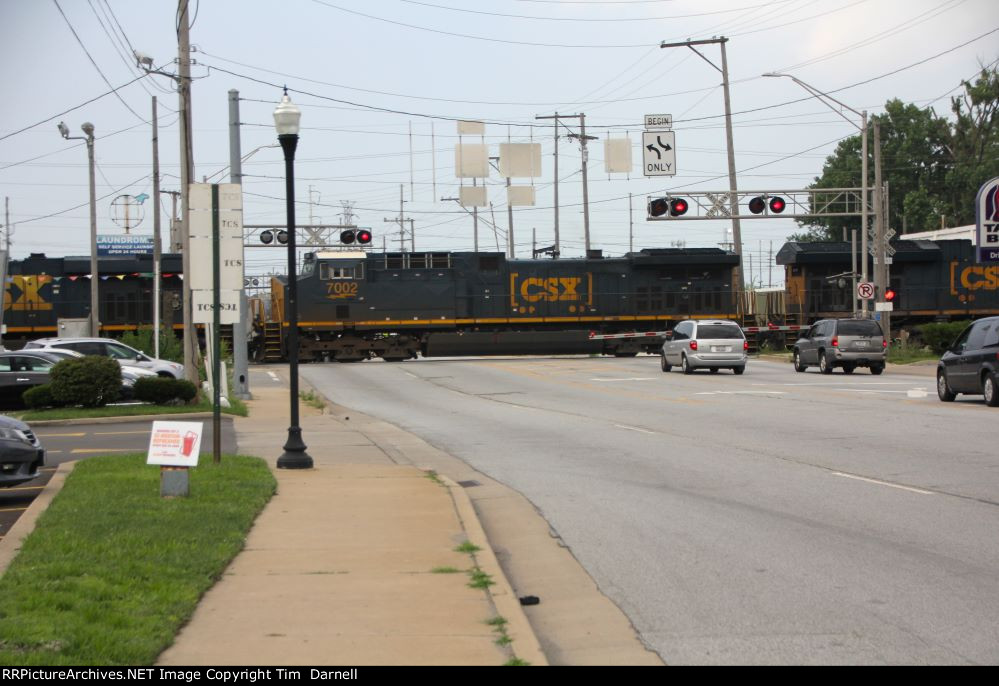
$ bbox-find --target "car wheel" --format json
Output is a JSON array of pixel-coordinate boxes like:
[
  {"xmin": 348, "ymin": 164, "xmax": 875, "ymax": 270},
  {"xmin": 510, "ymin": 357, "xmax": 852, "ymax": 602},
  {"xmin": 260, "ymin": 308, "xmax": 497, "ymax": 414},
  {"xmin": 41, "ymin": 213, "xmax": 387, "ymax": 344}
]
[
  {"xmin": 793, "ymin": 350, "xmax": 806, "ymax": 373},
  {"xmin": 984, "ymin": 373, "xmax": 999, "ymax": 407},
  {"xmin": 870, "ymin": 364, "xmax": 884, "ymax": 376},
  {"xmin": 819, "ymin": 352, "xmax": 833, "ymax": 374},
  {"xmin": 937, "ymin": 371, "xmax": 956, "ymax": 402},
  {"xmin": 681, "ymin": 355, "xmax": 694, "ymax": 375},
  {"xmin": 660, "ymin": 353, "xmax": 672, "ymax": 373},
  {"xmin": 843, "ymin": 363, "xmax": 856, "ymax": 374},
  {"xmin": 733, "ymin": 366, "xmax": 745, "ymax": 375}
]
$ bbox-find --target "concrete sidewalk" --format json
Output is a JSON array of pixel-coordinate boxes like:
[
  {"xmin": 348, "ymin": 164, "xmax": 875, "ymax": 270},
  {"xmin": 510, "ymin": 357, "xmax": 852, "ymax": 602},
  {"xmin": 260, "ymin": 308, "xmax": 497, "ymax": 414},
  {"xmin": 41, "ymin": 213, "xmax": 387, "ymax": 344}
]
[{"xmin": 156, "ymin": 379, "xmax": 547, "ymax": 666}]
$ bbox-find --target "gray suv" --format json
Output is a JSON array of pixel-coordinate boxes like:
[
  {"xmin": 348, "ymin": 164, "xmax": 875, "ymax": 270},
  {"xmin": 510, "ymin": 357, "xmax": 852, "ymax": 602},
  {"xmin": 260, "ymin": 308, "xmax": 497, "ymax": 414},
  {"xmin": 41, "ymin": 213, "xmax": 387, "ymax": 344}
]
[
  {"xmin": 661, "ymin": 319, "xmax": 747, "ymax": 374},
  {"xmin": 793, "ymin": 318, "xmax": 886, "ymax": 375}
]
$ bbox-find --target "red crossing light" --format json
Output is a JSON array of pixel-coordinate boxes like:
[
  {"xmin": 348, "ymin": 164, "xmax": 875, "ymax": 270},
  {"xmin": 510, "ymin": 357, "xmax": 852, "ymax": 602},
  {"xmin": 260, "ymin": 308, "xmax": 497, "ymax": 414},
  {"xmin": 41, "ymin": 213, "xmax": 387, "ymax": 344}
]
[
  {"xmin": 356, "ymin": 229, "xmax": 372, "ymax": 245},
  {"xmin": 884, "ymin": 288, "xmax": 896, "ymax": 302},
  {"xmin": 769, "ymin": 196, "xmax": 786, "ymax": 213},
  {"xmin": 670, "ymin": 198, "xmax": 689, "ymax": 216}
]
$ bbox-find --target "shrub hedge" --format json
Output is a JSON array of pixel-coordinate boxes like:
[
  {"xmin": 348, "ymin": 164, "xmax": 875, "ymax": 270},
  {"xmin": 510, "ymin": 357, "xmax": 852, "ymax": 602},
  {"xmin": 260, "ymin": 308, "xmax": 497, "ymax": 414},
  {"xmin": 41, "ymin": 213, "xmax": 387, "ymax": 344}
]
[
  {"xmin": 133, "ymin": 377, "xmax": 198, "ymax": 404},
  {"xmin": 917, "ymin": 321, "xmax": 972, "ymax": 355},
  {"xmin": 49, "ymin": 357, "xmax": 122, "ymax": 408},
  {"xmin": 23, "ymin": 384, "xmax": 57, "ymax": 410}
]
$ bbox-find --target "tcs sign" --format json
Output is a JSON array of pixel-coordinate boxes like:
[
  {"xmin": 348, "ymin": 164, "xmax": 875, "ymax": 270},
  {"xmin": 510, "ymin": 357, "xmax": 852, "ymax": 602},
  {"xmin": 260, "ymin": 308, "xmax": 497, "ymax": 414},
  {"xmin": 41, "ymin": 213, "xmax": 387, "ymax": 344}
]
[{"xmin": 510, "ymin": 273, "xmax": 592, "ymax": 312}]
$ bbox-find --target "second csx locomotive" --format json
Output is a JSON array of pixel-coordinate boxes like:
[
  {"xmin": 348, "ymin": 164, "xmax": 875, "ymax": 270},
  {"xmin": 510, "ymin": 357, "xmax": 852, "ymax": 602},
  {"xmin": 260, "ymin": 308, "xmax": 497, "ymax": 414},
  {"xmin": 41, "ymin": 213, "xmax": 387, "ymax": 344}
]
[{"xmin": 263, "ymin": 248, "xmax": 741, "ymax": 361}]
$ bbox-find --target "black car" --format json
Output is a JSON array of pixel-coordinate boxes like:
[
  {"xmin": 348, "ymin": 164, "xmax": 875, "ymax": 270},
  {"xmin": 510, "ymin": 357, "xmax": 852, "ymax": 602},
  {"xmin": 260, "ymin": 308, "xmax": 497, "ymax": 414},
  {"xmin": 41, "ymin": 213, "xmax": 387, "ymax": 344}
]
[
  {"xmin": 0, "ymin": 351, "xmax": 58, "ymax": 409},
  {"xmin": 937, "ymin": 316, "xmax": 999, "ymax": 406},
  {"xmin": 0, "ymin": 415, "xmax": 44, "ymax": 487}
]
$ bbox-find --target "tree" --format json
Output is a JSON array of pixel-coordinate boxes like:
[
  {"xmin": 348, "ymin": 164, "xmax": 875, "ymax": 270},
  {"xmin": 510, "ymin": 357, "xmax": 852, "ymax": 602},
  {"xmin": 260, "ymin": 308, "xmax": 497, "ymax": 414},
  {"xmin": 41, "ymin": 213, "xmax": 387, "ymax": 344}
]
[{"xmin": 795, "ymin": 66, "xmax": 998, "ymax": 241}]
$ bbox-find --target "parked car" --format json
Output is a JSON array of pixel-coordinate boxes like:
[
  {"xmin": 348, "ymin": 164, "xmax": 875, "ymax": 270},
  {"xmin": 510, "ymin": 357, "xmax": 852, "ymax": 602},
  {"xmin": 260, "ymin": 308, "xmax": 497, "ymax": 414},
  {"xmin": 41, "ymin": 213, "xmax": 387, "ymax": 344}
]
[
  {"xmin": 661, "ymin": 319, "xmax": 748, "ymax": 374},
  {"xmin": 0, "ymin": 351, "xmax": 59, "ymax": 409},
  {"xmin": 793, "ymin": 318, "xmax": 887, "ymax": 375},
  {"xmin": 0, "ymin": 414, "xmax": 44, "ymax": 487},
  {"xmin": 936, "ymin": 316, "xmax": 999, "ymax": 406},
  {"xmin": 23, "ymin": 337, "xmax": 184, "ymax": 378},
  {"xmin": 37, "ymin": 348, "xmax": 157, "ymax": 400}
]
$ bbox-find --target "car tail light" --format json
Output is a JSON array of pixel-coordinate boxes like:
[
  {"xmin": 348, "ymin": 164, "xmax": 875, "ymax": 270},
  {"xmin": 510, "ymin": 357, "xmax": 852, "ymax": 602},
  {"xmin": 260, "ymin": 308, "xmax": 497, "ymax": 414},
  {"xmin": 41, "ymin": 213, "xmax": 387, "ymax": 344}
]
[
  {"xmin": 883, "ymin": 339, "xmax": 888, "ymax": 349},
  {"xmin": 689, "ymin": 340, "xmax": 698, "ymax": 351},
  {"xmin": 743, "ymin": 340, "xmax": 749, "ymax": 351},
  {"xmin": 831, "ymin": 336, "xmax": 839, "ymax": 347}
]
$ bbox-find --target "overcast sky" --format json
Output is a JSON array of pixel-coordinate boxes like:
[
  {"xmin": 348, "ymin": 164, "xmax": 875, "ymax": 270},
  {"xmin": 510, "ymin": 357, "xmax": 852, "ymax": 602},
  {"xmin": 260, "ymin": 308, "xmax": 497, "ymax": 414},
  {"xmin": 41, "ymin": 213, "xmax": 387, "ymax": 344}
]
[{"xmin": 2, "ymin": 0, "xmax": 997, "ymax": 286}]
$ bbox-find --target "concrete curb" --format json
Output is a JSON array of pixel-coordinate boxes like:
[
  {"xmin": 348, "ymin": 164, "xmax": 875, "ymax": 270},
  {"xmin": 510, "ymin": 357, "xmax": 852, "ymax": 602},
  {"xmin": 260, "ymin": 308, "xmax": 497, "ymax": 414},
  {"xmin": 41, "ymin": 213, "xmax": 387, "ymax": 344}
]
[
  {"xmin": 24, "ymin": 412, "xmax": 217, "ymax": 427},
  {"xmin": 439, "ymin": 472, "xmax": 549, "ymax": 667},
  {"xmin": 0, "ymin": 461, "xmax": 76, "ymax": 576}
]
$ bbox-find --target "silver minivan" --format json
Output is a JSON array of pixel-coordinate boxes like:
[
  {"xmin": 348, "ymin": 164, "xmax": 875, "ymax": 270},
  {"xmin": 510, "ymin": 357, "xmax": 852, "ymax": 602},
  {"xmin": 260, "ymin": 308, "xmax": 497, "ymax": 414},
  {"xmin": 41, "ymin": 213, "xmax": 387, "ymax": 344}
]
[{"xmin": 661, "ymin": 319, "xmax": 747, "ymax": 374}]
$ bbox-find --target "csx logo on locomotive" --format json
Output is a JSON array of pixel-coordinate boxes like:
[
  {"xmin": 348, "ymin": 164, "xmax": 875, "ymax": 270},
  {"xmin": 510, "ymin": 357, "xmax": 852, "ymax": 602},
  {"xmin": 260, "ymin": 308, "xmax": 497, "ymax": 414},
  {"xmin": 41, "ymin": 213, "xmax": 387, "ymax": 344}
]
[
  {"xmin": 510, "ymin": 274, "xmax": 592, "ymax": 309},
  {"xmin": 951, "ymin": 263, "xmax": 999, "ymax": 294}
]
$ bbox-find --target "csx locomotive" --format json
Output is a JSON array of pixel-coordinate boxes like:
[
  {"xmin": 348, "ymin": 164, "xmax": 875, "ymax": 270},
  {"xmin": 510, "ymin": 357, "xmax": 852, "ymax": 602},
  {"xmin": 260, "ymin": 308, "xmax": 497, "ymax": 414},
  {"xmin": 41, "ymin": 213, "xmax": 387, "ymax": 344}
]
[
  {"xmin": 4, "ymin": 239, "xmax": 996, "ymax": 360},
  {"xmin": 1, "ymin": 252, "xmax": 184, "ymax": 345},
  {"xmin": 262, "ymin": 248, "xmax": 741, "ymax": 361},
  {"xmin": 777, "ymin": 239, "xmax": 999, "ymax": 325}
]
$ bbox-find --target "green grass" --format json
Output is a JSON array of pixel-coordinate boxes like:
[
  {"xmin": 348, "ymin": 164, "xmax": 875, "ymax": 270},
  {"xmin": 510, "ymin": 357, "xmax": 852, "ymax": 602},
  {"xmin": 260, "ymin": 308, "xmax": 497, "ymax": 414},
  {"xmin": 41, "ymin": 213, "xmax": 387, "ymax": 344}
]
[
  {"xmin": 431, "ymin": 566, "xmax": 461, "ymax": 574},
  {"xmin": 504, "ymin": 658, "xmax": 530, "ymax": 666},
  {"xmin": 468, "ymin": 567, "xmax": 495, "ymax": 589},
  {"xmin": 0, "ymin": 454, "xmax": 276, "ymax": 665},
  {"xmin": 454, "ymin": 541, "xmax": 481, "ymax": 554},
  {"xmin": 887, "ymin": 341, "xmax": 939, "ymax": 365},
  {"xmin": 16, "ymin": 396, "xmax": 248, "ymax": 422},
  {"xmin": 299, "ymin": 389, "xmax": 325, "ymax": 410}
]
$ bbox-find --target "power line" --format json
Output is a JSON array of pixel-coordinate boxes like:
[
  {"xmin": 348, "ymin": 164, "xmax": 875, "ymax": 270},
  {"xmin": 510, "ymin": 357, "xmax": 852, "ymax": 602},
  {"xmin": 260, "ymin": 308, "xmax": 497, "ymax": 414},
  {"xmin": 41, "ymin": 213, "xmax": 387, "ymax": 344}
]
[{"xmin": 52, "ymin": 0, "xmax": 147, "ymax": 123}]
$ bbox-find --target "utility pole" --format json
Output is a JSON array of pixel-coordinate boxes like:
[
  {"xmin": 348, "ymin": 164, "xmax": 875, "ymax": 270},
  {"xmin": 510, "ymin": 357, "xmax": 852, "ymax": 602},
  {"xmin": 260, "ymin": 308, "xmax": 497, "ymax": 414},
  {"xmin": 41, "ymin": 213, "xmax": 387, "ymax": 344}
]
[
  {"xmin": 567, "ymin": 113, "xmax": 596, "ymax": 255},
  {"xmin": 152, "ymin": 97, "xmax": 162, "ymax": 360},
  {"xmin": 384, "ymin": 184, "xmax": 407, "ymax": 252},
  {"xmin": 163, "ymin": 190, "xmax": 180, "ymax": 250},
  {"xmin": 874, "ymin": 119, "xmax": 890, "ymax": 337},
  {"xmin": 629, "ymin": 193, "xmax": 634, "ymax": 254},
  {"xmin": 177, "ymin": 0, "xmax": 197, "ymax": 385},
  {"xmin": 0, "ymin": 197, "xmax": 9, "ymax": 350},
  {"xmin": 535, "ymin": 113, "xmax": 560, "ymax": 257},
  {"xmin": 661, "ymin": 37, "xmax": 743, "ymax": 290},
  {"xmin": 407, "ymin": 218, "xmax": 415, "ymax": 252},
  {"xmin": 229, "ymin": 88, "xmax": 250, "ymax": 399}
]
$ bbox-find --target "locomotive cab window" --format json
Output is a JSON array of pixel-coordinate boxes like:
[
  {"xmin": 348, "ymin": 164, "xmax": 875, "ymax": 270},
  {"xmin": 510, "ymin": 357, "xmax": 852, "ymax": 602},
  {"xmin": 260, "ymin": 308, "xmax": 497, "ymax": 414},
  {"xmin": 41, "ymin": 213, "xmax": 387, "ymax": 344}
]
[{"xmin": 319, "ymin": 263, "xmax": 364, "ymax": 280}]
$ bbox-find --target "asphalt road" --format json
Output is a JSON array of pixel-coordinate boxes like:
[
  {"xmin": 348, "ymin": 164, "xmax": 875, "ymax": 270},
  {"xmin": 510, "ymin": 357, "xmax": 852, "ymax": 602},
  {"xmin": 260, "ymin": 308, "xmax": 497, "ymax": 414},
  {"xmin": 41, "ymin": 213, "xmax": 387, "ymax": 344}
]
[{"xmin": 301, "ymin": 355, "xmax": 999, "ymax": 665}]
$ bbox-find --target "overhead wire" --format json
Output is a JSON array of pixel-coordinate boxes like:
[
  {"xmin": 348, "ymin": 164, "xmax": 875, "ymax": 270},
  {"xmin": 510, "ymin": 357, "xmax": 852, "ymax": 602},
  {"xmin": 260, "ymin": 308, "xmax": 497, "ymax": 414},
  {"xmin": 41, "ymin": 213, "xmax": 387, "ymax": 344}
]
[{"xmin": 51, "ymin": 0, "xmax": 147, "ymax": 123}]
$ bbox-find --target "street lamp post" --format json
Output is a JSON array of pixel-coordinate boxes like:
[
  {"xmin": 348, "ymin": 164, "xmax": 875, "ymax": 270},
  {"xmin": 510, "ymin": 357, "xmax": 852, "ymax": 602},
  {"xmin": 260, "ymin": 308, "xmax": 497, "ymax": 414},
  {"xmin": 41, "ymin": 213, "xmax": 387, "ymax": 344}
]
[
  {"xmin": 274, "ymin": 91, "xmax": 312, "ymax": 470},
  {"xmin": 58, "ymin": 121, "xmax": 99, "ymax": 336},
  {"xmin": 762, "ymin": 73, "xmax": 870, "ymax": 316}
]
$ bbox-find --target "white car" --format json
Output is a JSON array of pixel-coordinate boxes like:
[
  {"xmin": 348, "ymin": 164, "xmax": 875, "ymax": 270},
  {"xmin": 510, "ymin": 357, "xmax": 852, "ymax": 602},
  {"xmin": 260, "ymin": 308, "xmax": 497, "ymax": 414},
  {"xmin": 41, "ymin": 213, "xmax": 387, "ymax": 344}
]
[{"xmin": 23, "ymin": 337, "xmax": 185, "ymax": 378}]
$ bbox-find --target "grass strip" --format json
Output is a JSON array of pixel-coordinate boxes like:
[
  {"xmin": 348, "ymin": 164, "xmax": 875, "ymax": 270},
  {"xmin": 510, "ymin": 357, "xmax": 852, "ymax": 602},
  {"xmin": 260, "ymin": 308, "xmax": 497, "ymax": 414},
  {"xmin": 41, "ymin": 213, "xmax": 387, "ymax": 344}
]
[
  {"xmin": 17, "ymin": 397, "xmax": 248, "ymax": 422},
  {"xmin": 0, "ymin": 454, "xmax": 275, "ymax": 665}
]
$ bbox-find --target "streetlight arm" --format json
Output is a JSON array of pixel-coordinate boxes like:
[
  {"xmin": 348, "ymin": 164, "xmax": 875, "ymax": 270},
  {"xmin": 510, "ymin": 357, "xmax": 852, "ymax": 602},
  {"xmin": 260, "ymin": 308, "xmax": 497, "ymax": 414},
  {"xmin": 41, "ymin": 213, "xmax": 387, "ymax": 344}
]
[{"xmin": 762, "ymin": 72, "xmax": 864, "ymax": 128}]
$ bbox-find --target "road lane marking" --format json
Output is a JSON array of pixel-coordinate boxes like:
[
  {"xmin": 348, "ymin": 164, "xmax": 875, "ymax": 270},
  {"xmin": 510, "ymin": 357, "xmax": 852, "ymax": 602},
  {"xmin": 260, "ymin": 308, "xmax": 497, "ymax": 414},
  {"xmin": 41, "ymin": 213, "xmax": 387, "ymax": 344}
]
[
  {"xmin": 614, "ymin": 424, "xmax": 656, "ymax": 434},
  {"xmin": 94, "ymin": 430, "xmax": 153, "ymax": 436},
  {"xmin": 268, "ymin": 372, "xmax": 280, "ymax": 382},
  {"xmin": 71, "ymin": 448, "xmax": 137, "ymax": 454},
  {"xmin": 35, "ymin": 432, "xmax": 86, "ymax": 438},
  {"xmin": 831, "ymin": 472, "xmax": 934, "ymax": 495},
  {"xmin": 695, "ymin": 390, "xmax": 786, "ymax": 395},
  {"xmin": 0, "ymin": 507, "xmax": 28, "ymax": 512},
  {"xmin": 0, "ymin": 486, "xmax": 45, "ymax": 491},
  {"xmin": 591, "ymin": 377, "xmax": 657, "ymax": 382}
]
